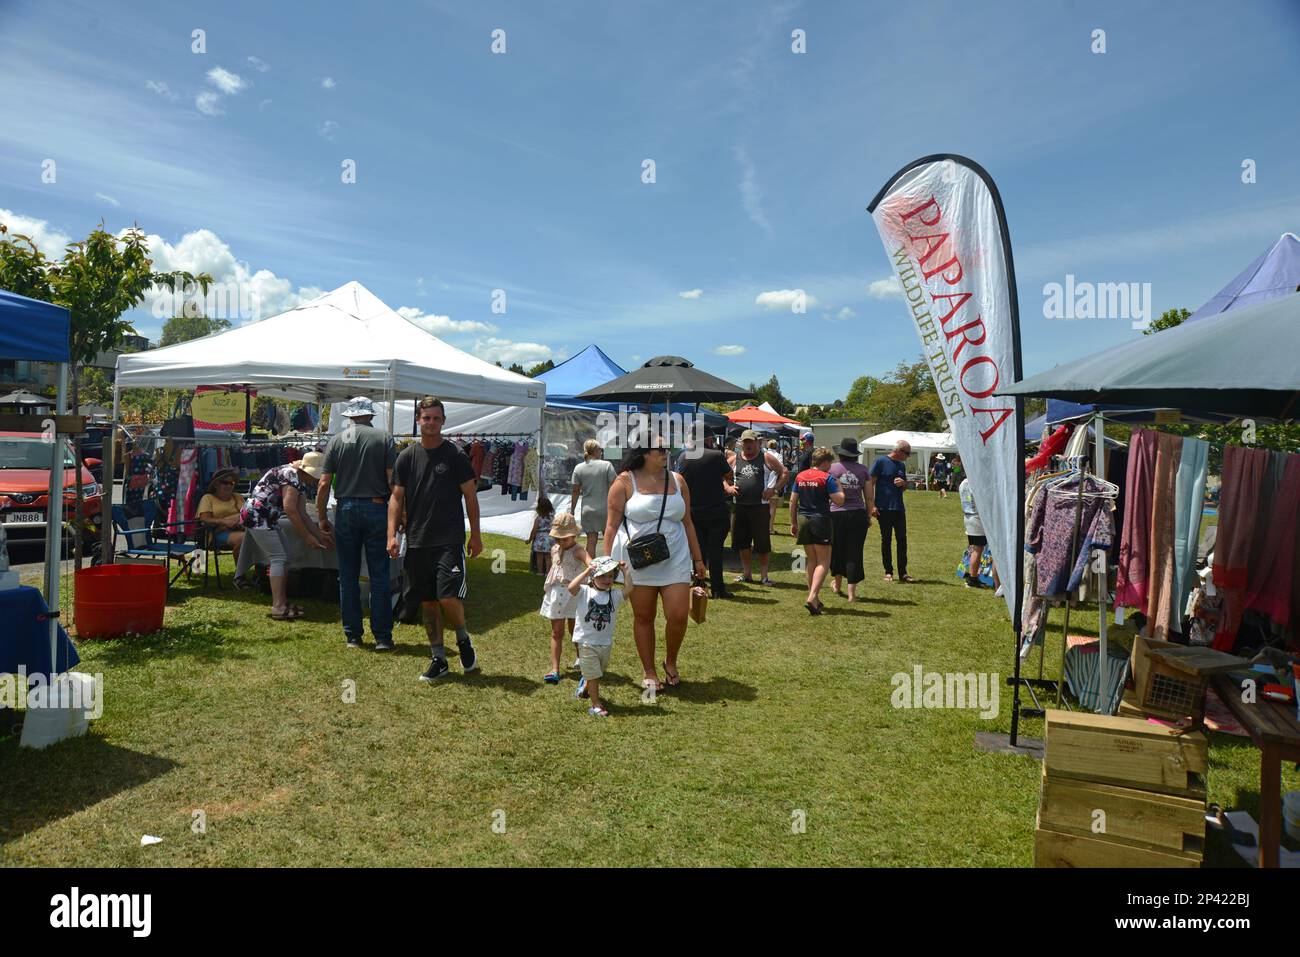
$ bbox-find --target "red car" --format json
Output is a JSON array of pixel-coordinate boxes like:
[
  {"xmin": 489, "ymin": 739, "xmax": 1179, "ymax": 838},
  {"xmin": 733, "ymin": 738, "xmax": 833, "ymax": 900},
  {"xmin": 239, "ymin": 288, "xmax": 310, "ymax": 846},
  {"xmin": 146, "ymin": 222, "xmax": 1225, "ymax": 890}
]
[{"xmin": 0, "ymin": 430, "xmax": 103, "ymax": 551}]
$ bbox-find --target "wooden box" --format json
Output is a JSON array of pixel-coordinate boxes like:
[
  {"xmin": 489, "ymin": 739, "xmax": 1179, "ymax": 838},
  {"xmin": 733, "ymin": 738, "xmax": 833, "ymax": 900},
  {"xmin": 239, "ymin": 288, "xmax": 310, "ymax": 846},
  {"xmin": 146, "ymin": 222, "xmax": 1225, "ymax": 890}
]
[
  {"xmin": 1034, "ymin": 819, "xmax": 1201, "ymax": 868},
  {"xmin": 1043, "ymin": 709, "xmax": 1207, "ymax": 796},
  {"xmin": 1038, "ymin": 766, "xmax": 1205, "ymax": 855}
]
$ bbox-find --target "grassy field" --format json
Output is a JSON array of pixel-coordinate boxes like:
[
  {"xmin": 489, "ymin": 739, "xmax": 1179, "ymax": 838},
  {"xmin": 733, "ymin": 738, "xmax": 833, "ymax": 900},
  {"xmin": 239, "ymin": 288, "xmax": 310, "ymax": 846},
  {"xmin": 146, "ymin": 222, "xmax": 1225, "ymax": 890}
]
[{"xmin": 2, "ymin": 493, "xmax": 1292, "ymax": 866}]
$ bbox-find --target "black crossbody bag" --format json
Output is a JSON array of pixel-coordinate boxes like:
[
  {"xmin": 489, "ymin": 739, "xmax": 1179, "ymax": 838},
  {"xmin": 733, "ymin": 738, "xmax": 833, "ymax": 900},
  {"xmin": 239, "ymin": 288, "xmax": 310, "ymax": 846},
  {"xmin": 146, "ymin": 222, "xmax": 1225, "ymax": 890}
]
[{"xmin": 623, "ymin": 473, "xmax": 671, "ymax": 569}]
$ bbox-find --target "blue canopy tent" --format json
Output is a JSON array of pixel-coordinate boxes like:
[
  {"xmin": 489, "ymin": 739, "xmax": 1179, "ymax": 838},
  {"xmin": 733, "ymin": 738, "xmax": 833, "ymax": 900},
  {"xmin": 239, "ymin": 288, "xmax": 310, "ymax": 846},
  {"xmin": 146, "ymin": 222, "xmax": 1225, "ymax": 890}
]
[
  {"xmin": 0, "ymin": 289, "xmax": 78, "ymax": 690},
  {"xmin": 1187, "ymin": 232, "xmax": 1300, "ymax": 322}
]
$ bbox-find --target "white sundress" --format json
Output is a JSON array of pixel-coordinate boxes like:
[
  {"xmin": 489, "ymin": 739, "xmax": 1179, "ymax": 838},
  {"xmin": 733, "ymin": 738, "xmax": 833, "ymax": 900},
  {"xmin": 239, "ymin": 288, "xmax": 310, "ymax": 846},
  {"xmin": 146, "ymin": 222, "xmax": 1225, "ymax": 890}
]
[
  {"xmin": 539, "ymin": 541, "xmax": 586, "ymax": 620},
  {"xmin": 610, "ymin": 470, "xmax": 693, "ymax": 588}
]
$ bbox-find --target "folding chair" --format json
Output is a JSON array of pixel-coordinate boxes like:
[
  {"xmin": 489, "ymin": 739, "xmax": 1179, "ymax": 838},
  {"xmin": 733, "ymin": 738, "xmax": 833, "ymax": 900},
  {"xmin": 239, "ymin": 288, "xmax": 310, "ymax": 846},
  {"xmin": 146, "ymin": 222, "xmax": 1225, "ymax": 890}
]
[{"xmin": 111, "ymin": 501, "xmax": 201, "ymax": 597}]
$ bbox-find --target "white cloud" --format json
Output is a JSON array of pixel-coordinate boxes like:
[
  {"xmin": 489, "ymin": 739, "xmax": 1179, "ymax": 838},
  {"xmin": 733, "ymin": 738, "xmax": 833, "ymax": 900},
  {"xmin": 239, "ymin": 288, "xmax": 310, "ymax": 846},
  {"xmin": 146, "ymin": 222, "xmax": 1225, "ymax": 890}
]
[
  {"xmin": 247, "ymin": 56, "xmax": 270, "ymax": 73},
  {"xmin": 145, "ymin": 80, "xmax": 177, "ymax": 101},
  {"xmin": 867, "ymin": 276, "xmax": 903, "ymax": 300},
  {"xmin": 735, "ymin": 144, "xmax": 774, "ymax": 239},
  {"xmin": 321, "ymin": 77, "xmax": 336, "ymax": 89},
  {"xmin": 396, "ymin": 306, "xmax": 496, "ymax": 337},
  {"xmin": 715, "ymin": 344, "xmax": 746, "ymax": 356},
  {"xmin": 94, "ymin": 193, "xmax": 120, "ymax": 207},
  {"xmin": 258, "ymin": 99, "xmax": 272, "ymax": 111},
  {"xmin": 206, "ymin": 67, "xmax": 248, "ymax": 95},
  {"xmin": 195, "ymin": 91, "xmax": 223, "ymax": 116},
  {"xmin": 755, "ymin": 289, "xmax": 818, "ymax": 310},
  {"xmin": 0, "ymin": 208, "xmax": 73, "ymax": 260},
  {"xmin": 678, "ymin": 288, "xmax": 703, "ymax": 299},
  {"xmin": 319, "ymin": 120, "xmax": 339, "ymax": 140},
  {"xmin": 471, "ymin": 337, "xmax": 553, "ymax": 366},
  {"xmin": 134, "ymin": 227, "xmax": 323, "ymax": 321},
  {"xmin": 835, "ymin": 307, "xmax": 856, "ymax": 321}
]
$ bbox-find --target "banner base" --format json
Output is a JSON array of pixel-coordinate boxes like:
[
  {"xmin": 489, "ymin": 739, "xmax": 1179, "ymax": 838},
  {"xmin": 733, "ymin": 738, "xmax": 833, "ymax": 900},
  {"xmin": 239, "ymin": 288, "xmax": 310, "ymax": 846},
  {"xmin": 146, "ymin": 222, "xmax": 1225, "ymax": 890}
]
[{"xmin": 973, "ymin": 731, "xmax": 1043, "ymax": 760}]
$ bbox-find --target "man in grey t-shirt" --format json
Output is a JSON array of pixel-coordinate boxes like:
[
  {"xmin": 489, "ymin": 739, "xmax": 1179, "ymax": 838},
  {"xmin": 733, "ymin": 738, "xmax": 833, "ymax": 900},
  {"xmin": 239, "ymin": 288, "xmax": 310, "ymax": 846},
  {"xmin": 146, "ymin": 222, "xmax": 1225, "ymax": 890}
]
[{"xmin": 318, "ymin": 396, "xmax": 398, "ymax": 649}]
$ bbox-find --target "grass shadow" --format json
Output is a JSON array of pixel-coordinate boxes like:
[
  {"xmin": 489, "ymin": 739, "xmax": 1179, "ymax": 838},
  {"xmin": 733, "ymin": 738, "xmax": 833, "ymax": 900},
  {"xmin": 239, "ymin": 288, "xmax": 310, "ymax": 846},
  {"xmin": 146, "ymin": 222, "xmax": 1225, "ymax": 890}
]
[
  {"xmin": 0, "ymin": 734, "xmax": 178, "ymax": 846},
  {"xmin": 79, "ymin": 615, "xmax": 254, "ymax": 664},
  {"xmin": 665, "ymin": 675, "xmax": 758, "ymax": 705}
]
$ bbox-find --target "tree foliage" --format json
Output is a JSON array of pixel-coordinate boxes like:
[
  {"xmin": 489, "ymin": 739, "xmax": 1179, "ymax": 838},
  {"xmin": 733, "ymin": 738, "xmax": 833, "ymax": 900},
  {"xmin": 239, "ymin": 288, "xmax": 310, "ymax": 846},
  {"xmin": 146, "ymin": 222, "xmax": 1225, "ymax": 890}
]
[
  {"xmin": 160, "ymin": 312, "xmax": 231, "ymax": 347},
  {"xmin": 840, "ymin": 358, "xmax": 944, "ymax": 431}
]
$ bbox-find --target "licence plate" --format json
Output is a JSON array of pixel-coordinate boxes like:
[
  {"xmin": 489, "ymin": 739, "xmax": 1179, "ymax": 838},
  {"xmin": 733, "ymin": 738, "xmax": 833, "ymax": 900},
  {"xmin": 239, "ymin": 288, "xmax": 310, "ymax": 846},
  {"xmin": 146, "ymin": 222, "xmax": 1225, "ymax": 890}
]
[{"xmin": 4, "ymin": 511, "xmax": 44, "ymax": 524}]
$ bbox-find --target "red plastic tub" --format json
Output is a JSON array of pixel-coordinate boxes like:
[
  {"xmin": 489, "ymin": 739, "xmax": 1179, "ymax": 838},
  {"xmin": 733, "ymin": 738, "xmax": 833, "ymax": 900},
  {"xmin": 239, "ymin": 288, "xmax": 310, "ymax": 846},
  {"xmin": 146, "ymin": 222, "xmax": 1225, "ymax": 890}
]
[{"xmin": 74, "ymin": 564, "xmax": 167, "ymax": 638}]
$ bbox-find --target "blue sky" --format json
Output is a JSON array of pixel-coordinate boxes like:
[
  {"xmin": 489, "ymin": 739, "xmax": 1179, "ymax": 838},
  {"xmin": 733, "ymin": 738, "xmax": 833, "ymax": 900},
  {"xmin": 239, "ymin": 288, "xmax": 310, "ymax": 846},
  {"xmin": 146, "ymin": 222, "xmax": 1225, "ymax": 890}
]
[{"xmin": 2, "ymin": 0, "xmax": 1299, "ymax": 402}]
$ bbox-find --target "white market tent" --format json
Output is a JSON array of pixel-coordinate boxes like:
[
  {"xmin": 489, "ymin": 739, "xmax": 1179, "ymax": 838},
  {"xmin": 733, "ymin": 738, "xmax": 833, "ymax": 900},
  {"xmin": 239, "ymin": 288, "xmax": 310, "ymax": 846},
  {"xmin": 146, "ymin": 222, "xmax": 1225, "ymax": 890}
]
[
  {"xmin": 860, "ymin": 429, "xmax": 958, "ymax": 483},
  {"xmin": 105, "ymin": 281, "xmax": 547, "ymax": 552},
  {"xmin": 115, "ymin": 281, "xmax": 545, "ymax": 407}
]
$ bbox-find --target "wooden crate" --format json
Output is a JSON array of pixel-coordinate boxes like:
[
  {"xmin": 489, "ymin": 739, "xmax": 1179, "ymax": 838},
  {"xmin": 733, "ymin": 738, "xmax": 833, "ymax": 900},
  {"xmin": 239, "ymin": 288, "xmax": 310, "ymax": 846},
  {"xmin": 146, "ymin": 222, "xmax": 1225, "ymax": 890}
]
[
  {"xmin": 1039, "ymin": 766, "xmax": 1205, "ymax": 855},
  {"xmin": 1043, "ymin": 709, "xmax": 1207, "ymax": 796},
  {"xmin": 1034, "ymin": 819, "xmax": 1201, "ymax": 868}
]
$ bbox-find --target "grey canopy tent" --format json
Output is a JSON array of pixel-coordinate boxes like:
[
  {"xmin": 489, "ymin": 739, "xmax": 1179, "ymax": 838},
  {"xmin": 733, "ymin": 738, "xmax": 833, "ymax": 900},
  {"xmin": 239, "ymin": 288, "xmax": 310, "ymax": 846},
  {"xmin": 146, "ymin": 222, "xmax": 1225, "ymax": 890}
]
[{"xmin": 999, "ymin": 292, "xmax": 1300, "ymax": 420}]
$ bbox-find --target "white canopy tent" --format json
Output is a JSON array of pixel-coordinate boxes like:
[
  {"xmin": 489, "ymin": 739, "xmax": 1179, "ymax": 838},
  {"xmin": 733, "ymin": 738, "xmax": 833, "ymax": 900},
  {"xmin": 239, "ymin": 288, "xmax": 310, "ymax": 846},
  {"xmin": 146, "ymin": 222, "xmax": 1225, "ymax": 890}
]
[
  {"xmin": 114, "ymin": 281, "xmax": 545, "ymax": 407},
  {"xmin": 105, "ymin": 281, "xmax": 546, "ymax": 554},
  {"xmin": 860, "ymin": 429, "xmax": 958, "ymax": 484}
]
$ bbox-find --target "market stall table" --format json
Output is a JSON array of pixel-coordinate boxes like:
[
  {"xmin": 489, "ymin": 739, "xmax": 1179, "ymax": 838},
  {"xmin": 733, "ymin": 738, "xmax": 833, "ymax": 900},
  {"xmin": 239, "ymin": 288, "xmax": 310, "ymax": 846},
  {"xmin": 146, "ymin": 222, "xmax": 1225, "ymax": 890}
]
[
  {"xmin": 238, "ymin": 518, "xmax": 404, "ymax": 599},
  {"xmin": 1210, "ymin": 673, "xmax": 1300, "ymax": 868},
  {"xmin": 0, "ymin": 585, "xmax": 80, "ymax": 676}
]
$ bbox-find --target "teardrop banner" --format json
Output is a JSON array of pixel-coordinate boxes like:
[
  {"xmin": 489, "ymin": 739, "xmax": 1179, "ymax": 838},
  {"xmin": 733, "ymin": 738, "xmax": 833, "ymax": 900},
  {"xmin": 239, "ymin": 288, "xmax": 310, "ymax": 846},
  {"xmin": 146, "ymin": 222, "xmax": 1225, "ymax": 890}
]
[{"xmin": 867, "ymin": 155, "xmax": 1026, "ymax": 629}]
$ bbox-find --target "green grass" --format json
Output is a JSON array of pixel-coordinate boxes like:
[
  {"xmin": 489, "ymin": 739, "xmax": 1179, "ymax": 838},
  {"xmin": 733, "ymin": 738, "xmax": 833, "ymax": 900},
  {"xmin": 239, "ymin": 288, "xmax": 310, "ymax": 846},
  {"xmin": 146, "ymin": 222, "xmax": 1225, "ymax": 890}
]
[{"xmin": 1, "ymin": 493, "xmax": 1292, "ymax": 866}]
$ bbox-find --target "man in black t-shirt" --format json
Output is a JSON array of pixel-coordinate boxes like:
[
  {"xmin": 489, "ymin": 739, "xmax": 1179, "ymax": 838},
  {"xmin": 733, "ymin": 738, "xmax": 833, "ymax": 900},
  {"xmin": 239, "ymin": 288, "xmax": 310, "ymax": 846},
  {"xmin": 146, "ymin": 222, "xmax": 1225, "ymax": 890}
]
[
  {"xmin": 388, "ymin": 396, "xmax": 483, "ymax": 682},
  {"xmin": 677, "ymin": 434, "xmax": 735, "ymax": 598}
]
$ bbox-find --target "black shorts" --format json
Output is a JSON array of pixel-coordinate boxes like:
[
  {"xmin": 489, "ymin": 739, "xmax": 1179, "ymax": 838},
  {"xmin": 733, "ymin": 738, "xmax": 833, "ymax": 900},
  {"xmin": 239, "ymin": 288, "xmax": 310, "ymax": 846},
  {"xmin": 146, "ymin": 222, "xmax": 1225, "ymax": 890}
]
[
  {"xmin": 967, "ymin": 534, "xmax": 987, "ymax": 547},
  {"xmin": 405, "ymin": 544, "xmax": 467, "ymax": 602},
  {"xmin": 731, "ymin": 503, "xmax": 771, "ymax": 554},
  {"xmin": 796, "ymin": 514, "xmax": 832, "ymax": 545}
]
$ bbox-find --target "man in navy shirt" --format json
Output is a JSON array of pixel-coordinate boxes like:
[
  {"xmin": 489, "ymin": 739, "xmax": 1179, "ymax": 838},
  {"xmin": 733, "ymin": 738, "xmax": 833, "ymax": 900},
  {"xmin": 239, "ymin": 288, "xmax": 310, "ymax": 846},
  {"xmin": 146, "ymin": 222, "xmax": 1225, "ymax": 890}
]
[{"xmin": 870, "ymin": 439, "xmax": 912, "ymax": 582}]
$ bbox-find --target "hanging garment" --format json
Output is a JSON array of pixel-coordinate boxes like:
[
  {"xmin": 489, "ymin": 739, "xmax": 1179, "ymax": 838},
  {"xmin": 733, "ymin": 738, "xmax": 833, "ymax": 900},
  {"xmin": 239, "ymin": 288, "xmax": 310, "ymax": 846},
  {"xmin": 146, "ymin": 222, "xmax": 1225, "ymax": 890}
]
[
  {"xmin": 1025, "ymin": 424, "xmax": 1073, "ymax": 475},
  {"xmin": 508, "ymin": 441, "xmax": 527, "ymax": 488},
  {"xmin": 1169, "ymin": 437, "xmax": 1209, "ymax": 633},
  {"xmin": 1114, "ymin": 428, "xmax": 1157, "ymax": 612},
  {"xmin": 477, "ymin": 442, "xmax": 494, "ymax": 479},
  {"xmin": 1021, "ymin": 477, "xmax": 1050, "ymax": 648},
  {"xmin": 125, "ymin": 451, "xmax": 152, "ymax": 506},
  {"xmin": 1066, "ymin": 502, "xmax": 1115, "ymax": 594},
  {"xmin": 492, "ymin": 442, "xmax": 511, "ymax": 490},
  {"xmin": 1026, "ymin": 476, "xmax": 1112, "ymax": 597},
  {"xmin": 1213, "ymin": 444, "xmax": 1270, "ymax": 650},
  {"xmin": 469, "ymin": 440, "xmax": 485, "ymax": 477},
  {"xmin": 1145, "ymin": 432, "xmax": 1184, "ymax": 640},
  {"xmin": 1244, "ymin": 453, "xmax": 1300, "ymax": 628},
  {"xmin": 523, "ymin": 445, "xmax": 539, "ymax": 492},
  {"xmin": 169, "ymin": 446, "xmax": 200, "ymax": 539}
]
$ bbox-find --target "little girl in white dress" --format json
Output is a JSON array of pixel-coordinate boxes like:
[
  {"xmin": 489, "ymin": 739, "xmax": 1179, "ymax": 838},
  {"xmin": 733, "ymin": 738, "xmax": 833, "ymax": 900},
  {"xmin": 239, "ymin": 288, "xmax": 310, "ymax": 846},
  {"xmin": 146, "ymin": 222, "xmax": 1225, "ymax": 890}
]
[{"xmin": 538, "ymin": 512, "xmax": 589, "ymax": 683}]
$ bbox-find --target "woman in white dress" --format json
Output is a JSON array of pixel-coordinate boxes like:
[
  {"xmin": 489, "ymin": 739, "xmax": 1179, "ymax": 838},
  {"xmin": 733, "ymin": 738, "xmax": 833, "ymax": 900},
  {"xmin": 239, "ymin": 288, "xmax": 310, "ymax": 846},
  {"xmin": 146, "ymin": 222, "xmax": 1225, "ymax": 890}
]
[{"xmin": 604, "ymin": 440, "xmax": 706, "ymax": 692}]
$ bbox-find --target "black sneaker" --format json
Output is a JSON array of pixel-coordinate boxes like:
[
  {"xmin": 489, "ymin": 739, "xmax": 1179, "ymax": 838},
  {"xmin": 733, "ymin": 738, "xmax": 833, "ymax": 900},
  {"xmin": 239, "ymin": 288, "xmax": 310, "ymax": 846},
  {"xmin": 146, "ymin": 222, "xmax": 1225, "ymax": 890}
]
[
  {"xmin": 346, "ymin": 637, "xmax": 364, "ymax": 649},
  {"xmin": 419, "ymin": 657, "xmax": 450, "ymax": 682},
  {"xmin": 965, "ymin": 576, "xmax": 986, "ymax": 589},
  {"xmin": 373, "ymin": 639, "xmax": 394, "ymax": 652},
  {"xmin": 457, "ymin": 637, "xmax": 479, "ymax": 673}
]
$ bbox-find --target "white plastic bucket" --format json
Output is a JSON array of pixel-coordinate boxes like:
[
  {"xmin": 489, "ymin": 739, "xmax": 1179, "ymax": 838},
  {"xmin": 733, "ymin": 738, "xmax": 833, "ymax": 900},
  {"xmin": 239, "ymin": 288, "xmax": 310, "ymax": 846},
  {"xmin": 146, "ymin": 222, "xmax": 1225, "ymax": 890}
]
[{"xmin": 19, "ymin": 673, "xmax": 98, "ymax": 749}]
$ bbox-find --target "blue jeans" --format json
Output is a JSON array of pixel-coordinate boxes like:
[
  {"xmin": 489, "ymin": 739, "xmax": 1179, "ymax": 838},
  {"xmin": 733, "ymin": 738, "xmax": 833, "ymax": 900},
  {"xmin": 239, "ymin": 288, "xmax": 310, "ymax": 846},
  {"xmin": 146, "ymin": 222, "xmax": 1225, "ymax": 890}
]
[{"xmin": 335, "ymin": 500, "xmax": 392, "ymax": 643}]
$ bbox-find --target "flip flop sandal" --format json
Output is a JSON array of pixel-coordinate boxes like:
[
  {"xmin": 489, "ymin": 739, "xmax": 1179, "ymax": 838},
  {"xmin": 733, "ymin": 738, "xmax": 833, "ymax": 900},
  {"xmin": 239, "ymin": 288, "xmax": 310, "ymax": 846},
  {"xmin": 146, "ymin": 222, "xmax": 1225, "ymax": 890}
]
[
  {"xmin": 266, "ymin": 610, "xmax": 301, "ymax": 621},
  {"xmin": 642, "ymin": 677, "xmax": 660, "ymax": 695},
  {"xmin": 884, "ymin": 574, "xmax": 894, "ymax": 582},
  {"xmin": 733, "ymin": 575, "xmax": 754, "ymax": 584},
  {"xmin": 588, "ymin": 706, "xmax": 609, "ymax": 718},
  {"xmin": 661, "ymin": 661, "xmax": 680, "ymax": 688},
  {"xmin": 543, "ymin": 671, "xmax": 561, "ymax": 684},
  {"xmin": 900, "ymin": 575, "xmax": 915, "ymax": 583},
  {"xmin": 760, "ymin": 577, "xmax": 775, "ymax": 586},
  {"xmin": 805, "ymin": 601, "xmax": 822, "ymax": 615}
]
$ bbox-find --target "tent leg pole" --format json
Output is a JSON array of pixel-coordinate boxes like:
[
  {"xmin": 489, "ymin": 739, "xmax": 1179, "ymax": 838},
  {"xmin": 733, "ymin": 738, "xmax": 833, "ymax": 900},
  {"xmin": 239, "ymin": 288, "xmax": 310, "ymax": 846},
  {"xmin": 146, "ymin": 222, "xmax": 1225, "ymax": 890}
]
[
  {"xmin": 46, "ymin": 362, "xmax": 69, "ymax": 677},
  {"xmin": 1094, "ymin": 411, "xmax": 1108, "ymax": 712},
  {"xmin": 100, "ymin": 385, "xmax": 121, "ymax": 565}
]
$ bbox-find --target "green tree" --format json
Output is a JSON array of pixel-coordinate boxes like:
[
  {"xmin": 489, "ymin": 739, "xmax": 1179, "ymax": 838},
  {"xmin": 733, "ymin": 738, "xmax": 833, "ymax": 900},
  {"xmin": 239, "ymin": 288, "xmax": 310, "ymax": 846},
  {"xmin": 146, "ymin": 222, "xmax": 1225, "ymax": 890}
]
[
  {"xmin": 750, "ymin": 374, "xmax": 795, "ymax": 416},
  {"xmin": 160, "ymin": 312, "xmax": 231, "ymax": 347},
  {"xmin": 525, "ymin": 359, "xmax": 555, "ymax": 377},
  {"xmin": 840, "ymin": 358, "xmax": 943, "ymax": 431},
  {"xmin": 1143, "ymin": 307, "xmax": 1191, "ymax": 336},
  {"xmin": 0, "ymin": 222, "xmax": 212, "ymax": 566}
]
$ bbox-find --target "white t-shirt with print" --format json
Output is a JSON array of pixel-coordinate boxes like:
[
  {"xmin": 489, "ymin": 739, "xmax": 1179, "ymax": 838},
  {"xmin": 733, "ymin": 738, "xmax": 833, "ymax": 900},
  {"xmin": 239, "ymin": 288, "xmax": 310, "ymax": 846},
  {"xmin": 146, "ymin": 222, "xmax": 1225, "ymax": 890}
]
[{"xmin": 571, "ymin": 584, "xmax": 623, "ymax": 647}]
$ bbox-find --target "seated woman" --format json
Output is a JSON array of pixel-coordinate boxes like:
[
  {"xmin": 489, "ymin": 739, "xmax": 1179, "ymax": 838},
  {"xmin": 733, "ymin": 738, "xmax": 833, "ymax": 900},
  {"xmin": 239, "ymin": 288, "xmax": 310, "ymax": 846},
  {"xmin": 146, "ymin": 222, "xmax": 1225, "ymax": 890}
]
[{"xmin": 197, "ymin": 468, "xmax": 246, "ymax": 581}]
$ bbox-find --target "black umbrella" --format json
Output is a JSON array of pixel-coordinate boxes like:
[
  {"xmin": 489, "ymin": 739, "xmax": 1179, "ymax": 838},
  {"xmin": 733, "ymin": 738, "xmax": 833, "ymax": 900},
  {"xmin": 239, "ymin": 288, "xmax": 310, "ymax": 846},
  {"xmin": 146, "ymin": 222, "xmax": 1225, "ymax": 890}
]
[{"xmin": 577, "ymin": 355, "xmax": 752, "ymax": 404}]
